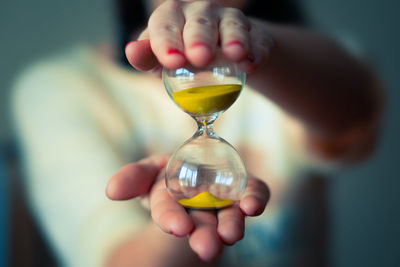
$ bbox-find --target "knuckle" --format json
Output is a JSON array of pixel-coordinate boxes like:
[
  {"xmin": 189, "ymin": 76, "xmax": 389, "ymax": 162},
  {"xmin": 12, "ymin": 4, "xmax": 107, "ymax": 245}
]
[
  {"xmin": 161, "ymin": 23, "xmax": 181, "ymax": 33},
  {"xmin": 149, "ymin": 0, "xmax": 183, "ymax": 26},
  {"xmin": 183, "ymin": 1, "xmax": 218, "ymax": 18},
  {"xmin": 165, "ymin": 0, "xmax": 182, "ymax": 10},
  {"xmin": 149, "ymin": 13, "xmax": 181, "ymax": 34},
  {"xmin": 187, "ymin": 15, "xmax": 217, "ymax": 29},
  {"xmin": 220, "ymin": 19, "xmax": 249, "ymax": 31},
  {"xmin": 194, "ymin": 0, "xmax": 217, "ymax": 11},
  {"xmin": 220, "ymin": 7, "xmax": 250, "ymax": 28},
  {"xmin": 196, "ymin": 16, "xmax": 215, "ymax": 27},
  {"xmin": 224, "ymin": 7, "xmax": 245, "ymax": 19}
]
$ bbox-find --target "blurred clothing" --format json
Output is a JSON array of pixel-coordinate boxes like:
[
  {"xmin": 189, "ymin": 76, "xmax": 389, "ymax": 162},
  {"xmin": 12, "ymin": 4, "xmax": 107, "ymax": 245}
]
[{"xmin": 12, "ymin": 45, "xmax": 332, "ymax": 266}]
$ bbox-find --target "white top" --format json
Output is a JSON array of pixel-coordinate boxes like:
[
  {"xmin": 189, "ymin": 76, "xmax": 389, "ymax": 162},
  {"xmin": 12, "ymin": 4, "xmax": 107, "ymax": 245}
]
[{"xmin": 11, "ymin": 45, "xmax": 332, "ymax": 266}]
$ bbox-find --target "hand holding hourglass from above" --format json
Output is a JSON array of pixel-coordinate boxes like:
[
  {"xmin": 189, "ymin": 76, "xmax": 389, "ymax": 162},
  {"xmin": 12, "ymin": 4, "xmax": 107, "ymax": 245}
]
[{"xmin": 163, "ymin": 52, "xmax": 248, "ymax": 209}]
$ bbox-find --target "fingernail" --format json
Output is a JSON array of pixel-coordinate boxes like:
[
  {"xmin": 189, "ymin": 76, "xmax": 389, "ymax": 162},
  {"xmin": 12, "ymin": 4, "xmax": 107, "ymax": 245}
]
[
  {"xmin": 167, "ymin": 48, "xmax": 184, "ymax": 56},
  {"xmin": 227, "ymin": 40, "xmax": 244, "ymax": 48},
  {"xmin": 172, "ymin": 232, "xmax": 180, "ymax": 237},
  {"xmin": 170, "ymin": 231, "xmax": 183, "ymax": 237}
]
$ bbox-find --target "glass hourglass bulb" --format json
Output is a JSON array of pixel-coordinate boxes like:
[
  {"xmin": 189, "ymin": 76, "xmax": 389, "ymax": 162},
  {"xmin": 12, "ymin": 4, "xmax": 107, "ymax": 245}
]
[{"xmin": 163, "ymin": 53, "xmax": 247, "ymax": 209}]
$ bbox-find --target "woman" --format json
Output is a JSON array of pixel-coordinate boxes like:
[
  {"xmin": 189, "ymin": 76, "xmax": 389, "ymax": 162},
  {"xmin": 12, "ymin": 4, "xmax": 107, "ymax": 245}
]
[{"xmin": 12, "ymin": 0, "xmax": 383, "ymax": 266}]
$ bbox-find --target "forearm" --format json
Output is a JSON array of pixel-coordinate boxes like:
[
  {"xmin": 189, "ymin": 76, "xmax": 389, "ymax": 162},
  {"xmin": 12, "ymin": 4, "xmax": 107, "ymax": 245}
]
[
  {"xmin": 248, "ymin": 20, "xmax": 382, "ymax": 137},
  {"xmin": 106, "ymin": 222, "xmax": 220, "ymax": 267}
]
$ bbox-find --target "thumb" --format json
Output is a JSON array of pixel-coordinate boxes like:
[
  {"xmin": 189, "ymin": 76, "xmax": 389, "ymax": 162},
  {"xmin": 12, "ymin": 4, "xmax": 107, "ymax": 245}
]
[
  {"xmin": 106, "ymin": 154, "xmax": 169, "ymax": 200},
  {"xmin": 125, "ymin": 39, "xmax": 160, "ymax": 71}
]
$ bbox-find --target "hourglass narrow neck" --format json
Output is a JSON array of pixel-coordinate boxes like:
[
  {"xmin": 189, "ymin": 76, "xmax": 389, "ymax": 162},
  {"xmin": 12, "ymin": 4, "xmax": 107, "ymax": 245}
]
[{"xmin": 193, "ymin": 114, "xmax": 219, "ymax": 138}]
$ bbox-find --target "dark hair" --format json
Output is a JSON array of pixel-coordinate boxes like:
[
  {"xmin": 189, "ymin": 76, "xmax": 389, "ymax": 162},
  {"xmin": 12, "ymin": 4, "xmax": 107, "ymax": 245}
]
[{"xmin": 115, "ymin": 0, "xmax": 306, "ymax": 66}]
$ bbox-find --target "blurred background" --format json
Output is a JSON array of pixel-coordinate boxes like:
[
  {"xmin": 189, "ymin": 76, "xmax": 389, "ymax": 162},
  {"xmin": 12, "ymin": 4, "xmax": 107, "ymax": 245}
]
[{"xmin": 1, "ymin": 0, "xmax": 399, "ymax": 266}]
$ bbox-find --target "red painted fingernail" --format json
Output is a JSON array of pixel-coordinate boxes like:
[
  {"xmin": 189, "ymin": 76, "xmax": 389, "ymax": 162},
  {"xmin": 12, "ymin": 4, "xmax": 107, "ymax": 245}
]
[
  {"xmin": 191, "ymin": 42, "xmax": 210, "ymax": 49},
  {"xmin": 227, "ymin": 40, "xmax": 244, "ymax": 47},
  {"xmin": 167, "ymin": 48, "xmax": 184, "ymax": 56},
  {"xmin": 171, "ymin": 231, "xmax": 183, "ymax": 237}
]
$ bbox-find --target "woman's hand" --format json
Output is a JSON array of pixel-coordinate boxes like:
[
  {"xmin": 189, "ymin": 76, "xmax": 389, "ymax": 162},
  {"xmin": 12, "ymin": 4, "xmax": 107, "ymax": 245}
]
[
  {"xmin": 106, "ymin": 154, "xmax": 269, "ymax": 261},
  {"xmin": 125, "ymin": 0, "xmax": 273, "ymax": 74},
  {"xmin": 124, "ymin": 0, "xmax": 383, "ymax": 164}
]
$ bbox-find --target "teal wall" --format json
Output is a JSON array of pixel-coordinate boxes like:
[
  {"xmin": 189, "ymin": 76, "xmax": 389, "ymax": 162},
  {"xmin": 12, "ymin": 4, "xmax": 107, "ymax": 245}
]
[{"xmin": 304, "ymin": 1, "xmax": 400, "ymax": 266}]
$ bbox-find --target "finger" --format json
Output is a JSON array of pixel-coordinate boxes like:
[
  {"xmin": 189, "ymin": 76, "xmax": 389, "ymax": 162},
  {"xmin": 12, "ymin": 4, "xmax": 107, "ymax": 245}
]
[
  {"xmin": 125, "ymin": 39, "xmax": 159, "ymax": 71},
  {"xmin": 137, "ymin": 28, "xmax": 149, "ymax": 41},
  {"xmin": 238, "ymin": 22, "xmax": 274, "ymax": 73},
  {"xmin": 217, "ymin": 205, "xmax": 245, "ymax": 245},
  {"xmin": 106, "ymin": 154, "xmax": 169, "ymax": 200},
  {"xmin": 219, "ymin": 7, "xmax": 251, "ymax": 62},
  {"xmin": 182, "ymin": 1, "xmax": 219, "ymax": 67},
  {"xmin": 188, "ymin": 210, "xmax": 223, "ymax": 262},
  {"xmin": 150, "ymin": 170, "xmax": 194, "ymax": 237},
  {"xmin": 148, "ymin": 0, "xmax": 186, "ymax": 69},
  {"xmin": 239, "ymin": 176, "xmax": 270, "ymax": 216}
]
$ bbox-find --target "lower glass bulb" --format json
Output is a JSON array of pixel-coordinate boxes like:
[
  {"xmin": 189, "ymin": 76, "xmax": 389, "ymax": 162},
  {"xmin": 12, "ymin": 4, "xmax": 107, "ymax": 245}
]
[{"xmin": 166, "ymin": 130, "xmax": 247, "ymax": 209}]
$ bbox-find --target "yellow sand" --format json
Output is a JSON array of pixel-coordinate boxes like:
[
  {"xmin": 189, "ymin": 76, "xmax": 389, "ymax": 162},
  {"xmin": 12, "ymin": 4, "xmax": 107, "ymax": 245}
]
[
  {"xmin": 178, "ymin": 192, "xmax": 233, "ymax": 209},
  {"xmin": 172, "ymin": 84, "xmax": 241, "ymax": 114}
]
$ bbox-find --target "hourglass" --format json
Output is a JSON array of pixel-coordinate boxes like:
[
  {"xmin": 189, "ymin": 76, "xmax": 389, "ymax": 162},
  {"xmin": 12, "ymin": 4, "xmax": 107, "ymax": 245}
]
[{"xmin": 163, "ymin": 53, "xmax": 247, "ymax": 209}]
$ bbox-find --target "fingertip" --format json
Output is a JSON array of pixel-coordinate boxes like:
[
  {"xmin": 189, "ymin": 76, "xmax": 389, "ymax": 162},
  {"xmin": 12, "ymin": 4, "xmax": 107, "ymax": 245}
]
[
  {"xmin": 156, "ymin": 206, "xmax": 194, "ymax": 237},
  {"xmin": 167, "ymin": 214, "xmax": 195, "ymax": 237},
  {"xmin": 125, "ymin": 39, "xmax": 159, "ymax": 71},
  {"xmin": 189, "ymin": 232, "xmax": 222, "ymax": 262},
  {"xmin": 223, "ymin": 41, "xmax": 248, "ymax": 62},
  {"xmin": 217, "ymin": 205, "xmax": 245, "ymax": 245},
  {"xmin": 125, "ymin": 40, "xmax": 136, "ymax": 54},
  {"xmin": 218, "ymin": 224, "xmax": 244, "ymax": 246},
  {"xmin": 105, "ymin": 176, "xmax": 118, "ymax": 200},
  {"xmin": 160, "ymin": 48, "xmax": 187, "ymax": 70},
  {"xmin": 186, "ymin": 42, "xmax": 215, "ymax": 68},
  {"xmin": 125, "ymin": 40, "xmax": 137, "ymax": 66},
  {"xmin": 106, "ymin": 172, "xmax": 136, "ymax": 201},
  {"xmin": 240, "ymin": 196, "xmax": 265, "ymax": 216},
  {"xmin": 105, "ymin": 173, "xmax": 137, "ymax": 201}
]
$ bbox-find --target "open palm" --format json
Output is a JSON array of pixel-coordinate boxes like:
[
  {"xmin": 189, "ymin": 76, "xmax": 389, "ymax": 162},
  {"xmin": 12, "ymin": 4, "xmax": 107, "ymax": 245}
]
[{"xmin": 106, "ymin": 154, "xmax": 270, "ymax": 261}]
